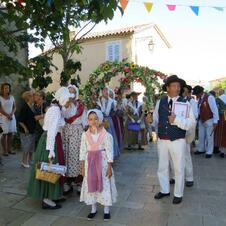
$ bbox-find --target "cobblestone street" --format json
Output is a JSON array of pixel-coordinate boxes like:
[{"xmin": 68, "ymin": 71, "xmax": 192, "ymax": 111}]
[{"xmin": 1, "ymin": 143, "xmax": 226, "ymax": 226}]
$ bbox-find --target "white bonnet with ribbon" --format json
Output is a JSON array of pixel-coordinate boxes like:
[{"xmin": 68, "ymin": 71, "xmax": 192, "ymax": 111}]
[
  {"xmin": 54, "ymin": 87, "xmax": 74, "ymax": 106},
  {"xmin": 87, "ymin": 109, "xmax": 104, "ymax": 123},
  {"xmin": 68, "ymin": 84, "xmax": 79, "ymax": 100}
]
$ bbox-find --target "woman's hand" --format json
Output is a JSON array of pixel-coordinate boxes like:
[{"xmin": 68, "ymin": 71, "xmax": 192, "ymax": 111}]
[{"xmin": 106, "ymin": 164, "xmax": 112, "ymax": 178}]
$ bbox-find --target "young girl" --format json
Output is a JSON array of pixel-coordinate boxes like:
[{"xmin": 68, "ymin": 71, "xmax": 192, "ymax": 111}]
[{"xmin": 79, "ymin": 109, "xmax": 117, "ymax": 221}]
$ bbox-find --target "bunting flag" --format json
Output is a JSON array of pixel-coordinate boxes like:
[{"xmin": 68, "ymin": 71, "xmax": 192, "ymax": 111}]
[
  {"xmin": 117, "ymin": 1, "xmax": 226, "ymax": 17},
  {"xmin": 120, "ymin": 0, "xmax": 129, "ymax": 12},
  {"xmin": 213, "ymin": 7, "xmax": 224, "ymax": 12},
  {"xmin": 190, "ymin": 6, "xmax": 199, "ymax": 16},
  {"xmin": 144, "ymin": 2, "xmax": 153, "ymax": 13},
  {"xmin": 166, "ymin": 5, "xmax": 176, "ymax": 11}
]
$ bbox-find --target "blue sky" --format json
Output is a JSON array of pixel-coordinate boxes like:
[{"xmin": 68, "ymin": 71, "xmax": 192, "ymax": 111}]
[
  {"xmin": 30, "ymin": 0, "xmax": 226, "ymax": 85},
  {"xmin": 93, "ymin": 0, "xmax": 226, "ymax": 84}
]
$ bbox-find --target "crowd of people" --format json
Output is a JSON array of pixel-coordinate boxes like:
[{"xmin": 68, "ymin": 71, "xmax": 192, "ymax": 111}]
[{"xmin": 0, "ymin": 76, "xmax": 226, "ymax": 220}]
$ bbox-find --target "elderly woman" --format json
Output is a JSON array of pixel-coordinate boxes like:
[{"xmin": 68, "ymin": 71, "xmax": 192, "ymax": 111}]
[
  {"xmin": 62, "ymin": 85, "xmax": 87, "ymax": 195},
  {"xmin": 18, "ymin": 91, "xmax": 36, "ymax": 168},
  {"xmin": 27, "ymin": 87, "xmax": 73, "ymax": 210},
  {"xmin": 33, "ymin": 91, "xmax": 49, "ymax": 146},
  {"xmin": 0, "ymin": 83, "xmax": 17, "ymax": 156}
]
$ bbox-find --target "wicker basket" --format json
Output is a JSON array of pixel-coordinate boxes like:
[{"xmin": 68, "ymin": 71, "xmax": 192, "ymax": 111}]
[{"xmin": 36, "ymin": 163, "xmax": 61, "ymax": 184}]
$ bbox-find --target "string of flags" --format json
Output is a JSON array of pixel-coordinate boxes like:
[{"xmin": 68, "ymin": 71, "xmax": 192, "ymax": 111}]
[{"xmin": 119, "ymin": 0, "xmax": 226, "ymax": 16}]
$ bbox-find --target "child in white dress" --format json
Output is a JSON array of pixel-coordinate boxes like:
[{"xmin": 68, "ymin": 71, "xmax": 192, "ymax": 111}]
[{"xmin": 80, "ymin": 109, "xmax": 117, "ymax": 221}]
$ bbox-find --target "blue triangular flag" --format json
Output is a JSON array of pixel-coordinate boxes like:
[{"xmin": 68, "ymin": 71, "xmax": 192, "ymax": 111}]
[
  {"xmin": 190, "ymin": 6, "xmax": 199, "ymax": 16},
  {"xmin": 213, "ymin": 7, "xmax": 224, "ymax": 12}
]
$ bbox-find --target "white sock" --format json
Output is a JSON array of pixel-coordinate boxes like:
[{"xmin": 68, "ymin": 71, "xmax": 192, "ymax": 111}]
[
  {"xmin": 104, "ymin": 206, "xmax": 110, "ymax": 214},
  {"xmin": 43, "ymin": 198, "xmax": 56, "ymax": 207},
  {"xmin": 63, "ymin": 183, "xmax": 71, "ymax": 192},
  {"xmin": 91, "ymin": 203, "xmax": 97, "ymax": 213}
]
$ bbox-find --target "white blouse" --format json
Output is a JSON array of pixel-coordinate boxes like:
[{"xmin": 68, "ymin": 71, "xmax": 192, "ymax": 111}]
[
  {"xmin": 43, "ymin": 105, "xmax": 65, "ymax": 152},
  {"xmin": 62, "ymin": 103, "xmax": 87, "ymax": 127},
  {"xmin": 79, "ymin": 131, "xmax": 113, "ymax": 163}
]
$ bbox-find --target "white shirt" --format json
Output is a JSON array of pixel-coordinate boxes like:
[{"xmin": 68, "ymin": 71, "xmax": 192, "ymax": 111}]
[
  {"xmin": 185, "ymin": 97, "xmax": 198, "ymax": 119},
  {"xmin": 43, "ymin": 105, "xmax": 65, "ymax": 152},
  {"xmin": 62, "ymin": 103, "xmax": 87, "ymax": 127},
  {"xmin": 198, "ymin": 94, "xmax": 219, "ymax": 124},
  {"xmin": 219, "ymin": 94, "xmax": 226, "ymax": 104},
  {"xmin": 153, "ymin": 95, "xmax": 196, "ymax": 132}
]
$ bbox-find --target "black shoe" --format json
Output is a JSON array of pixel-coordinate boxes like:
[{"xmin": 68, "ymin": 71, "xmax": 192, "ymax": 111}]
[
  {"xmin": 42, "ymin": 202, "xmax": 62, "ymax": 209},
  {"xmin": 170, "ymin": 179, "xmax": 175, "ymax": 185},
  {"xmin": 220, "ymin": 153, "xmax": 225, "ymax": 158},
  {"xmin": 126, "ymin": 146, "xmax": 132, "ymax": 150},
  {"xmin": 53, "ymin": 197, "xmax": 66, "ymax": 203},
  {"xmin": 104, "ymin": 213, "xmax": 111, "ymax": 221},
  {"xmin": 205, "ymin": 154, "xmax": 212, "ymax": 159},
  {"xmin": 87, "ymin": 211, "xmax": 97, "ymax": 220},
  {"xmin": 63, "ymin": 186, "xmax": 73, "ymax": 195},
  {"xmin": 154, "ymin": 192, "xmax": 170, "ymax": 200},
  {"xmin": 173, "ymin": 196, "xmax": 182, "ymax": 204},
  {"xmin": 185, "ymin": 181, "xmax": 194, "ymax": 187},
  {"xmin": 213, "ymin": 146, "xmax": 220, "ymax": 154},
  {"xmin": 138, "ymin": 146, "xmax": 144, "ymax": 150},
  {"xmin": 194, "ymin": 151, "xmax": 205, "ymax": 155}
]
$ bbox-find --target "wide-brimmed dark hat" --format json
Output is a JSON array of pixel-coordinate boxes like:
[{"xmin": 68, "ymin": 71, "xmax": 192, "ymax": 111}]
[
  {"xmin": 184, "ymin": 85, "xmax": 192, "ymax": 93},
  {"xmin": 192, "ymin": 85, "xmax": 204, "ymax": 95},
  {"xmin": 162, "ymin": 75, "xmax": 186, "ymax": 91},
  {"xmin": 130, "ymin": 91, "xmax": 141, "ymax": 96}
]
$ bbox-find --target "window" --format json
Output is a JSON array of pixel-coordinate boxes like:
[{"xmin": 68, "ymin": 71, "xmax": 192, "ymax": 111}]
[{"xmin": 106, "ymin": 41, "xmax": 121, "ymax": 62}]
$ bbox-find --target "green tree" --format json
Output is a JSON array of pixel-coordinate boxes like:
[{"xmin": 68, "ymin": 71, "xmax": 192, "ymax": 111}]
[{"xmin": 0, "ymin": 0, "xmax": 121, "ymax": 88}]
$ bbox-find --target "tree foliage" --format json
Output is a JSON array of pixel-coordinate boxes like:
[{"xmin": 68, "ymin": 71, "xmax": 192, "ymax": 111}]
[{"xmin": 0, "ymin": 0, "xmax": 120, "ymax": 89}]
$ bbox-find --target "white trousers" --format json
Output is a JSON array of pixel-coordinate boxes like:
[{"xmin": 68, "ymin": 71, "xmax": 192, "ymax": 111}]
[
  {"xmin": 157, "ymin": 139, "xmax": 186, "ymax": 197},
  {"xmin": 198, "ymin": 119, "xmax": 214, "ymax": 155},
  {"xmin": 170, "ymin": 142, "xmax": 193, "ymax": 182},
  {"xmin": 185, "ymin": 143, "xmax": 193, "ymax": 182}
]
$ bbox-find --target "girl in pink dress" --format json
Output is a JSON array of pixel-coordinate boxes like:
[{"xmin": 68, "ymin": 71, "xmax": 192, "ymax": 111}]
[{"xmin": 79, "ymin": 109, "xmax": 117, "ymax": 221}]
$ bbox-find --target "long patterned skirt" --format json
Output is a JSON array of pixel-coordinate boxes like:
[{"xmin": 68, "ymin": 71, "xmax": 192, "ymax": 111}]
[
  {"xmin": 214, "ymin": 115, "xmax": 226, "ymax": 148},
  {"xmin": 112, "ymin": 115, "xmax": 124, "ymax": 151},
  {"xmin": 63, "ymin": 123, "xmax": 83, "ymax": 178},
  {"xmin": 27, "ymin": 132, "xmax": 64, "ymax": 200}
]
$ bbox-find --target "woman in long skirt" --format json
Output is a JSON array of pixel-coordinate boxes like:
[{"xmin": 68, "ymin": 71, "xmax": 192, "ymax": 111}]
[
  {"xmin": 27, "ymin": 87, "xmax": 73, "ymax": 209},
  {"xmin": 62, "ymin": 85, "xmax": 87, "ymax": 194},
  {"xmin": 97, "ymin": 87, "xmax": 120, "ymax": 158}
]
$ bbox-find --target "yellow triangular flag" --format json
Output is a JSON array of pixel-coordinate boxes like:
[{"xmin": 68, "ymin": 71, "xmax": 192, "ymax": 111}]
[
  {"xmin": 144, "ymin": 2, "xmax": 153, "ymax": 13},
  {"xmin": 120, "ymin": 0, "xmax": 129, "ymax": 12}
]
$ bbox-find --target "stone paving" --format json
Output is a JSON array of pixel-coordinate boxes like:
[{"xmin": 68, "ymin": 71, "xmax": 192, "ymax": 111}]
[{"xmin": 1, "ymin": 143, "xmax": 226, "ymax": 226}]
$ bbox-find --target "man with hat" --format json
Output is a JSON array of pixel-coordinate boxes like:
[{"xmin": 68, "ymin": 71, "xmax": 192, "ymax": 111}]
[
  {"xmin": 153, "ymin": 75, "xmax": 196, "ymax": 204},
  {"xmin": 192, "ymin": 85, "xmax": 219, "ymax": 158}
]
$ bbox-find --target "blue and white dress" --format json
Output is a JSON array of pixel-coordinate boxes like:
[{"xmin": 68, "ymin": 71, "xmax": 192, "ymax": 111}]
[{"xmin": 97, "ymin": 97, "xmax": 120, "ymax": 158}]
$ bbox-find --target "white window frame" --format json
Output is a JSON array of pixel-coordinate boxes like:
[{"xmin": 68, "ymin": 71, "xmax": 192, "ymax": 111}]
[{"xmin": 105, "ymin": 40, "xmax": 122, "ymax": 62}]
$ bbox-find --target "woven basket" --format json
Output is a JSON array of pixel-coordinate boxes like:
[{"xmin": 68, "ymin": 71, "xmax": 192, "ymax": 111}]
[{"xmin": 36, "ymin": 162, "xmax": 61, "ymax": 184}]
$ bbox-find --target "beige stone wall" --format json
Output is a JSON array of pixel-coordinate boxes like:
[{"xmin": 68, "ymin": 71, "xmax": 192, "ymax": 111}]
[
  {"xmin": 47, "ymin": 35, "xmax": 133, "ymax": 92},
  {"xmin": 0, "ymin": 31, "xmax": 29, "ymax": 112}
]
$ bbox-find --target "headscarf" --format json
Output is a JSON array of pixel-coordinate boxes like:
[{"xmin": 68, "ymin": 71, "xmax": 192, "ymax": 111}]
[
  {"xmin": 87, "ymin": 109, "xmax": 103, "ymax": 123},
  {"xmin": 68, "ymin": 84, "xmax": 79, "ymax": 100},
  {"xmin": 54, "ymin": 87, "xmax": 74, "ymax": 106}
]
